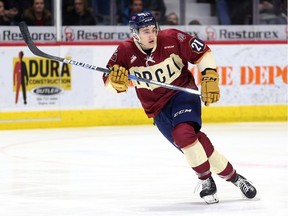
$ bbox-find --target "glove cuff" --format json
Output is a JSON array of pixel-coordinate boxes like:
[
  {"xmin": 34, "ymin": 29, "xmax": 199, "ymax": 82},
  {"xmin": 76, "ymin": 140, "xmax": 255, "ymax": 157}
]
[{"xmin": 201, "ymin": 68, "xmax": 217, "ymax": 76}]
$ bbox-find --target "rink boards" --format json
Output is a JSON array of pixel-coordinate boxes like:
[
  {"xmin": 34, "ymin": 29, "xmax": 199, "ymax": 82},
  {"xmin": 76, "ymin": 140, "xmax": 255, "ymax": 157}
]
[{"xmin": 0, "ymin": 42, "xmax": 287, "ymax": 129}]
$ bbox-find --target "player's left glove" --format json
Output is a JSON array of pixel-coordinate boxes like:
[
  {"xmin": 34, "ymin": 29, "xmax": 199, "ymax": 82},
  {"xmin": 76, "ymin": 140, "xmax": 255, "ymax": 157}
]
[
  {"xmin": 200, "ymin": 69, "xmax": 220, "ymax": 106},
  {"xmin": 108, "ymin": 64, "xmax": 129, "ymax": 92}
]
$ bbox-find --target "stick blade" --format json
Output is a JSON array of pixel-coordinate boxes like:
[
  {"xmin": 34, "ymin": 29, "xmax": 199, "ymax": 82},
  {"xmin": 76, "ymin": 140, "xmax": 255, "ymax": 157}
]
[{"xmin": 18, "ymin": 21, "xmax": 63, "ymax": 62}]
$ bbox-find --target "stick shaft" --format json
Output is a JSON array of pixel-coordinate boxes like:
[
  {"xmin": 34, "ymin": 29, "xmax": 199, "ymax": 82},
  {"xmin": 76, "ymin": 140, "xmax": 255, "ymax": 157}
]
[
  {"xmin": 128, "ymin": 75, "xmax": 200, "ymax": 95},
  {"xmin": 18, "ymin": 21, "xmax": 201, "ymax": 96}
]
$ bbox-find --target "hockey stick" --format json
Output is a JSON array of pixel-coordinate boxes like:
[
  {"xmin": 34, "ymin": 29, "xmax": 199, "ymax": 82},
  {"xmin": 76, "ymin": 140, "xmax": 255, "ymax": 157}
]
[{"xmin": 18, "ymin": 21, "xmax": 201, "ymax": 96}]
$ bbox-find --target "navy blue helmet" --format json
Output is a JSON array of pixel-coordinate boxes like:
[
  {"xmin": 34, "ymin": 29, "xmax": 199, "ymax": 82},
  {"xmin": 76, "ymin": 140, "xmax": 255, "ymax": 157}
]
[{"xmin": 129, "ymin": 12, "xmax": 159, "ymax": 33}]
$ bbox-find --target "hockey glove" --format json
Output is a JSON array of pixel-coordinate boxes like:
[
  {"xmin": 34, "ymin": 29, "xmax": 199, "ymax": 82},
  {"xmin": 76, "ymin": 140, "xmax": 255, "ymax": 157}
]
[
  {"xmin": 200, "ymin": 69, "xmax": 220, "ymax": 106},
  {"xmin": 109, "ymin": 64, "xmax": 129, "ymax": 92}
]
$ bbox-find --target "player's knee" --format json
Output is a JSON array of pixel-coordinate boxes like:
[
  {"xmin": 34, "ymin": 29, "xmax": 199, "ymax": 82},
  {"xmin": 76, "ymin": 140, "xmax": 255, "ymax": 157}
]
[{"xmin": 172, "ymin": 123, "xmax": 198, "ymax": 149}]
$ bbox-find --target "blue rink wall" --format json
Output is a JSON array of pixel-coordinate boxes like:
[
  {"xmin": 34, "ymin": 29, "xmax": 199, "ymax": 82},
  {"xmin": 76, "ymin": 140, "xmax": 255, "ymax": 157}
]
[{"xmin": 0, "ymin": 41, "xmax": 287, "ymax": 130}]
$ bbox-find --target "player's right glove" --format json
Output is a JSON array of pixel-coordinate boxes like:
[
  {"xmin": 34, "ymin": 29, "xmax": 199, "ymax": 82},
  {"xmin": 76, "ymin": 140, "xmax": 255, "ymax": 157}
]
[
  {"xmin": 200, "ymin": 69, "xmax": 220, "ymax": 106},
  {"xmin": 108, "ymin": 64, "xmax": 129, "ymax": 92}
]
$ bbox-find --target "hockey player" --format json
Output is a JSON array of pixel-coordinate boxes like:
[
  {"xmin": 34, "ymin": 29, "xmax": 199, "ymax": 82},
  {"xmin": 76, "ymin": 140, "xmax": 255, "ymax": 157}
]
[{"xmin": 103, "ymin": 11, "xmax": 257, "ymax": 204}]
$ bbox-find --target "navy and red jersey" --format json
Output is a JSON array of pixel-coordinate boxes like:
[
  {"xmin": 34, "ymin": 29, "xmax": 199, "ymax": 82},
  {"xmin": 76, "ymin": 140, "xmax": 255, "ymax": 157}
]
[{"xmin": 105, "ymin": 28, "xmax": 211, "ymax": 118}]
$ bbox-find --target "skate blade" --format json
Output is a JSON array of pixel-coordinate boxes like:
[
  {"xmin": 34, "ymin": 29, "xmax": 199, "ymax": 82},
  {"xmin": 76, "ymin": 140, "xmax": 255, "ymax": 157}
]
[{"xmin": 203, "ymin": 194, "xmax": 219, "ymax": 204}]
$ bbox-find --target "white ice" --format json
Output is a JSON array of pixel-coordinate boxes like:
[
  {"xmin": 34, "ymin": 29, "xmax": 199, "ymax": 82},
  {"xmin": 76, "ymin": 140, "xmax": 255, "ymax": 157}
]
[{"xmin": 0, "ymin": 122, "xmax": 287, "ymax": 216}]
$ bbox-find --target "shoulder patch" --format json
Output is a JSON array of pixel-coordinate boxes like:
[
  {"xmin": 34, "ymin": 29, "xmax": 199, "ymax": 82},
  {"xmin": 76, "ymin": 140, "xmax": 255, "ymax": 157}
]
[
  {"xmin": 177, "ymin": 33, "xmax": 186, "ymax": 42},
  {"xmin": 190, "ymin": 38, "xmax": 205, "ymax": 53}
]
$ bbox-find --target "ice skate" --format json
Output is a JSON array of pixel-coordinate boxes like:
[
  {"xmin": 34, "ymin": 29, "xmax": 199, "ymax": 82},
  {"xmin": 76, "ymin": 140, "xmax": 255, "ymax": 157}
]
[
  {"xmin": 232, "ymin": 174, "xmax": 257, "ymax": 199},
  {"xmin": 200, "ymin": 176, "xmax": 219, "ymax": 204}
]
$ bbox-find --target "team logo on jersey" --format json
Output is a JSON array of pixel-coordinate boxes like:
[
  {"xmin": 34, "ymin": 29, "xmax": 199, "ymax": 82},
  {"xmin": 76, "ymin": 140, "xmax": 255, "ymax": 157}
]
[
  {"xmin": 130, "ymin": 55, "xmax": 137, "ymax": 64},
  {"xmin": 144, "ymin": 54, "xmax": 155, "ymax": 67},
  {"xmin": 177, "ymin": 33, "xmax": 186, "ymax": 42},
  {"xmin": 130, "ymin": 54, "xmax": 183, "ymax": 90},
  {"xmin": 190, "ymin": 38, "xmax": 205, "ymax": 53},
  {"xmin": 111, "ymin": 49, "xmax": 118, "ymax": 62}
]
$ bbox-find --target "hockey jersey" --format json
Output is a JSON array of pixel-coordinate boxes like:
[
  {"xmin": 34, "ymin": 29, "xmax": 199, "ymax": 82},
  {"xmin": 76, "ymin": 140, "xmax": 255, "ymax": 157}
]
[{"xmin": 105, "ymin": 28, "xmax": 211, "ymax": 118}]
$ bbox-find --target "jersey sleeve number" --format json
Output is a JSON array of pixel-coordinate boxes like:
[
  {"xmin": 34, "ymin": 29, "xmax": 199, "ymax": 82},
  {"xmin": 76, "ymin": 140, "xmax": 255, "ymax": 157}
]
[{"xmin": 190, "ymin": 38, "xmax": 204, "ymax": 52}]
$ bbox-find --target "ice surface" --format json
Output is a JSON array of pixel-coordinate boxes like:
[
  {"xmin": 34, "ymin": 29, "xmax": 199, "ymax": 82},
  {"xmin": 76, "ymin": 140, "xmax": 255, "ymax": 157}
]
[{"xmin": 0, "ymin": 122, "xmax": 287, "ymax": 216}]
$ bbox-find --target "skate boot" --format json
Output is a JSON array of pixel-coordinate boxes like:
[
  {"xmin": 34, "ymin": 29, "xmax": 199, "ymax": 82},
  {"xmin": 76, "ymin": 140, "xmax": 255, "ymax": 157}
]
[
  {"xmin": 200, "ymin": 176, "xmax": 219, "ymax": 204},
  {"xmin": 232, "ymin": 174, "xmax": 257, "ymax": 199}
]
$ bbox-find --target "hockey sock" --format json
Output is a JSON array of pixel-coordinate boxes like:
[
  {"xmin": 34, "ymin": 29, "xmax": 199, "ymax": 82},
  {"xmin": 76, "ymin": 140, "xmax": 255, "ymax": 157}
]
[
  {"xmin": 173, "ymin": 123, "xmax": 211, "ymax": 180},
  {"xmin": 208, "ymin": 150, "xmax": 237, "ymax": 181},
  {"xmin": 182, "ymin": 140, "xmax": 212, "ymax": 180}
]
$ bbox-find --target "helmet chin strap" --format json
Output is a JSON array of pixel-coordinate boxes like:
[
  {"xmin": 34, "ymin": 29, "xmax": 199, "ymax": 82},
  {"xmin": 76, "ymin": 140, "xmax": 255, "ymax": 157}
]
[
  {"xmin": 132, "ymin": 29, "xmax": 158, "ymax": 51},
  {"xmin": 132, "ymin": 32, "xmax": 142, "ymax": 45}
]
